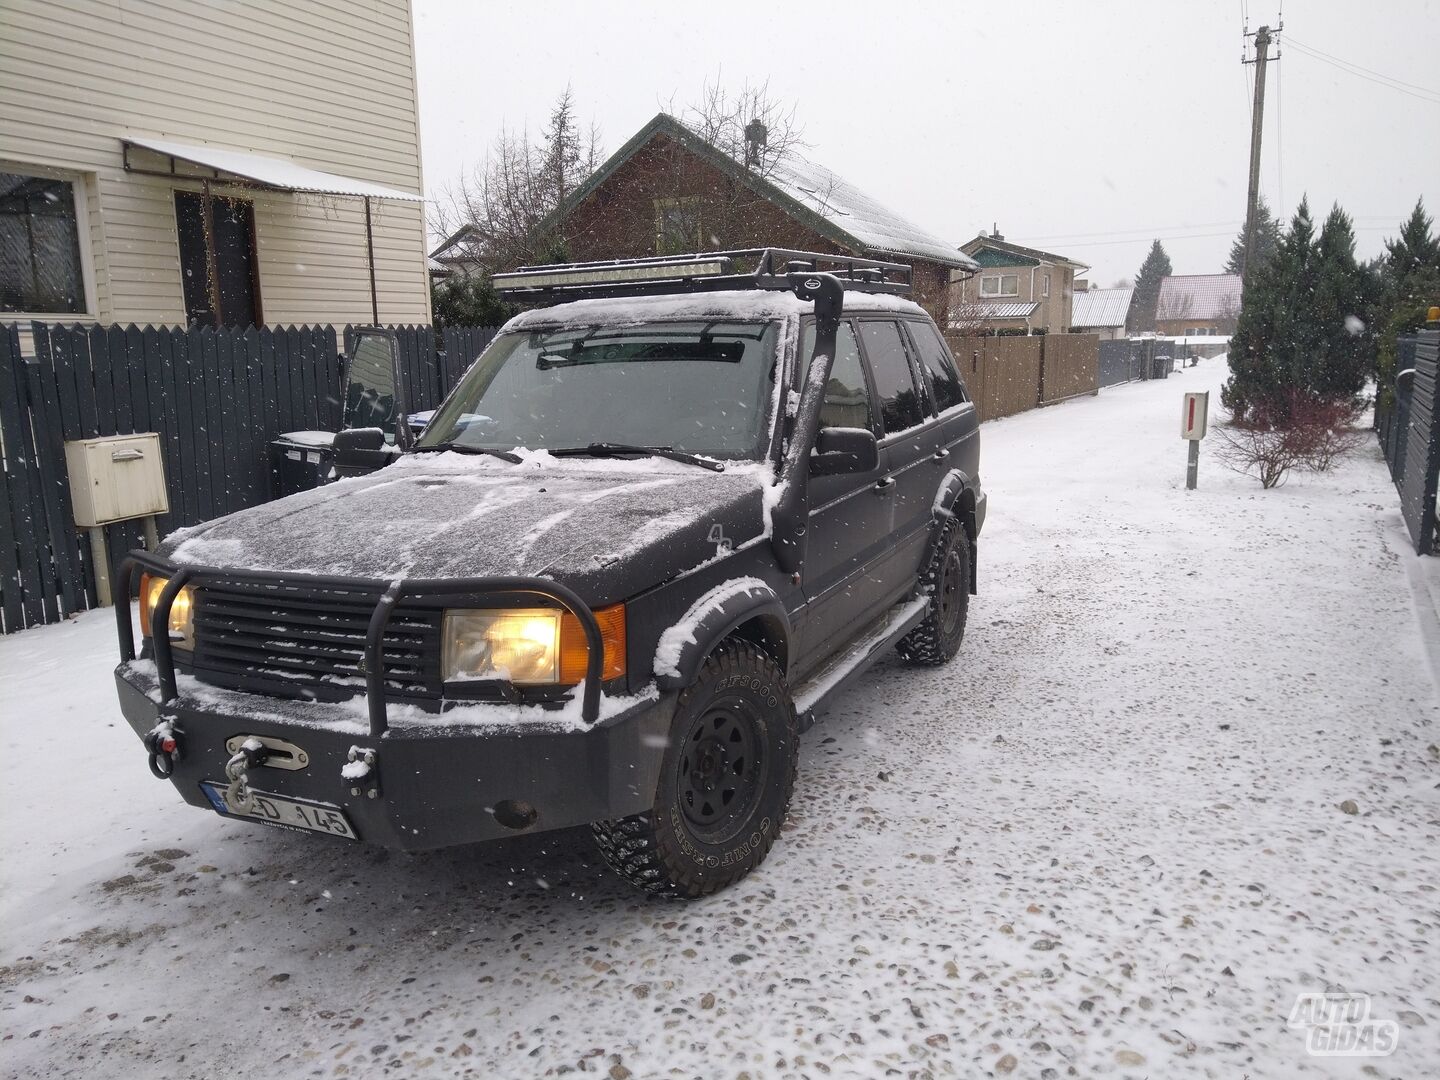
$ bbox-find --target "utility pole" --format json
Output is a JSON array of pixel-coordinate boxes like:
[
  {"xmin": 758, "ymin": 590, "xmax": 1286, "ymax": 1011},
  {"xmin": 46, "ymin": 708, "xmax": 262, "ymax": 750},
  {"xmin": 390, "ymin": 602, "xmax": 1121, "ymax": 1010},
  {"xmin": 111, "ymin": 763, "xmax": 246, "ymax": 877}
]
[{"xmin": 1240, "ymin": 21, "xmax": 1280, "ymax": 278}]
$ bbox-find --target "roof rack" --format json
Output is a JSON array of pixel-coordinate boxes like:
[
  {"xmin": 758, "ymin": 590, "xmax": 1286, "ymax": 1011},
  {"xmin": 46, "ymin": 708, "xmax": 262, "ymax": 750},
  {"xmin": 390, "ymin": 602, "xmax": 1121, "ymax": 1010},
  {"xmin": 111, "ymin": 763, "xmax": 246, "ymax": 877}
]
[{"xmin": 491, "ymin": 248, "xmax": 912, "ymax": 304}]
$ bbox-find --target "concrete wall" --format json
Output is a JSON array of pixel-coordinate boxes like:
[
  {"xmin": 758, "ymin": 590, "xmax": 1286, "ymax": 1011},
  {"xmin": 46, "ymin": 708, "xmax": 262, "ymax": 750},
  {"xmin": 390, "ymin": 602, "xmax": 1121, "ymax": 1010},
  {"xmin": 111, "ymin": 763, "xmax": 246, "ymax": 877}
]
[{"xmin": 0, "ymin": 0, "xmax": 430, "ymax": 326}]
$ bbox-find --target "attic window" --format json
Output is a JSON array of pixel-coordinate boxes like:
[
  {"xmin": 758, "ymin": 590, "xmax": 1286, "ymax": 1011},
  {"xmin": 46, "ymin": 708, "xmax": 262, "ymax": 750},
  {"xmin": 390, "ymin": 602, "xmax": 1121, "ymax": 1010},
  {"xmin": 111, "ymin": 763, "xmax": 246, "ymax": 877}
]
[
  {"xmin": 654, "ymin": 197, "xmax": 702, "ymax": 256},
  {"xmin": 980, "ymin": 274, "xmax": 1019, "ymax": 298}
]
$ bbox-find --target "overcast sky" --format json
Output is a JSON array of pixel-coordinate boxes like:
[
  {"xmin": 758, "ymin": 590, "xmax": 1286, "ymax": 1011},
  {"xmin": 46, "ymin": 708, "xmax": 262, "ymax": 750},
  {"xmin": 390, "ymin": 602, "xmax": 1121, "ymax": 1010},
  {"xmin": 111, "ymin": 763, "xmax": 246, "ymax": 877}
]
[{"xmin": 413, "ymin": 0, "xmax": 1440, "ymax": 285}]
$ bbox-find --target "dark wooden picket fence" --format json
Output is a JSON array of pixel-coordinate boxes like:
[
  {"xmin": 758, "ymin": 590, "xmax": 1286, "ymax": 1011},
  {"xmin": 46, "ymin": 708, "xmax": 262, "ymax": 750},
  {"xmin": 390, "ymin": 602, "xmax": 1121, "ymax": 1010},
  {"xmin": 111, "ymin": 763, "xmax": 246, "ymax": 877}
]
[{"xmin": 0, "ymin": 321, "xmax": 497, "ymax": 632}]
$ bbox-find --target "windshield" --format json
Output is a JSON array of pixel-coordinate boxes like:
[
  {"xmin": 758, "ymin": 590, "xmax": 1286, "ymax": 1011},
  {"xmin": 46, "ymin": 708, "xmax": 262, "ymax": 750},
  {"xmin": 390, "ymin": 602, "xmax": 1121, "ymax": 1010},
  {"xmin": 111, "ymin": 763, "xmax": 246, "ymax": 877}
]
[{"xmin": 415, "ymin": 320, "xmax": 779, "ymax": 459}]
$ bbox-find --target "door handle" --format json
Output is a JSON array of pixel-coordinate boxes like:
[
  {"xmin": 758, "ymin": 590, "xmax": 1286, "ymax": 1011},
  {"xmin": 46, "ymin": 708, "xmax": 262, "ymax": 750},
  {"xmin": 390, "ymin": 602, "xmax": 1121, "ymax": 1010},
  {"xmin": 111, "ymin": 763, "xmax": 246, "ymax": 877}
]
[
  {"xmin": 933, "ymin": 448, "xmax": 950, "ymax": 460},
  {"xmin": 874, "ymin": 476, "xmax": 895, "ymax": 492}
]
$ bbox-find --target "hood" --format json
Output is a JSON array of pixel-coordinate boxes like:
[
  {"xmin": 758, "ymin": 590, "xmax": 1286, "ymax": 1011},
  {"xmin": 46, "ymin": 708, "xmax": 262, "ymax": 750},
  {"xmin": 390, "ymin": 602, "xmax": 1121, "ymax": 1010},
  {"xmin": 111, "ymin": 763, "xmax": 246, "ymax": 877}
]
[{"xmin": 162, "ymin": 453, "xmax": 774, "ymax": 605}]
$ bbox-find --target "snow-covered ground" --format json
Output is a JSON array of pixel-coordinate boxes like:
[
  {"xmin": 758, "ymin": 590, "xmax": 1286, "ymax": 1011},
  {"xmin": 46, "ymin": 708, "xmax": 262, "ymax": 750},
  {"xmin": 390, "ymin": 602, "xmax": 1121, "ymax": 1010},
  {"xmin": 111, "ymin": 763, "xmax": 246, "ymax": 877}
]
[{"xmin": 3, "ymin": 356, "xmax": 1437, "ymax": 1078}]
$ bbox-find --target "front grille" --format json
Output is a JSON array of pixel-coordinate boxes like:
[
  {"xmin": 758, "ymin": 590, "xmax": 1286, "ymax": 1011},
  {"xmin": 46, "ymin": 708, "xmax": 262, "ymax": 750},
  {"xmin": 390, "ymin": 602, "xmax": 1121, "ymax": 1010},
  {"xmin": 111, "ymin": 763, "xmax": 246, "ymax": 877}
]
[{"xmin": 187, "ymin": 579, "xmax": 442, "ymax": 702}]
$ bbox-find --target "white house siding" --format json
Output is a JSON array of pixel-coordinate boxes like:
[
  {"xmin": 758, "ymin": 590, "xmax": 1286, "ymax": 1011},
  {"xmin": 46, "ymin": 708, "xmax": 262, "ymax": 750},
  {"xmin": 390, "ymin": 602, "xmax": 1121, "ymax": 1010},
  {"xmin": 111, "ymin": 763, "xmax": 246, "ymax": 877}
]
[{"xmin": 0, "ymin": 0, "xmax": 430, "ymax": 327}]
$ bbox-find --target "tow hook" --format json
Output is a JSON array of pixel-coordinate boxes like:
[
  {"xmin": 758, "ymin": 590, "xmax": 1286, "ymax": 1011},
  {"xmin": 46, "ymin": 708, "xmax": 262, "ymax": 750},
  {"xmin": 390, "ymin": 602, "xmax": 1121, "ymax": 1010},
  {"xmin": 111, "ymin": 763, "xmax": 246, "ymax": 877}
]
[
  {"xmin": 144, "ymin": 718, "xmax": 183, "ymax": 779},
  {"xmin": 343, "ymin": 746, "xmax": 380, "ymax": 799},
  {"xmin": 224, "ymin": 737, "xmax": 269, "ymax": 812}
]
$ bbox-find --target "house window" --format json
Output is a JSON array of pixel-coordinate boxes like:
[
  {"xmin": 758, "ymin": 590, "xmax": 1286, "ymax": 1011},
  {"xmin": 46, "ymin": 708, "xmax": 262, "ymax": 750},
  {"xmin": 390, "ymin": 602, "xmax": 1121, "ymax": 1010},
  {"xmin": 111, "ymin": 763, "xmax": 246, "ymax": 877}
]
[
  {"xmin": 654, "ymin": 197, "xmax": 702, "ymax": 256},
  {"xmin": 0, "ymin": 171, "xmax": 86, "ymax": 314},
  {"xmin": 1041, "ymin": 273, "xmax": 1050, "ymax": 298},
  {"xmin": 979, "ymin": 274, "xmax": 1018, "ymax": 298}
]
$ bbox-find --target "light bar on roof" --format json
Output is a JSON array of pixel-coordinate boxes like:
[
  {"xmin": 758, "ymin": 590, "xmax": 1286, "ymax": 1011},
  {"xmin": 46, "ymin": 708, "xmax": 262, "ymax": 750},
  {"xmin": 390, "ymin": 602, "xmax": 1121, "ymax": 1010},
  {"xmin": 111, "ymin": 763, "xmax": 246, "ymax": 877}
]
[{"xmin": 495, "ymin": 257, "xmax": 734, "ymax": 292}]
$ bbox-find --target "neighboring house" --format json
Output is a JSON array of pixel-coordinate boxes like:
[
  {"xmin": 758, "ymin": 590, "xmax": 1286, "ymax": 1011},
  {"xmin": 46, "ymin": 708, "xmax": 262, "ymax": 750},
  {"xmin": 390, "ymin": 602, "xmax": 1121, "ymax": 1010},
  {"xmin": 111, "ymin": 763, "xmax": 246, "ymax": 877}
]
[
  {"xmin": 522, "ymin": 113, "xmax": 976, "ymax": 323},
  {"xmin": 1154, "ymin": 274, "xmax": 1242, "ymax": 337},
  {"xmin": 429, "ymin": 223, "xmax": 485, "ymax": 281},
  {"xmin": 1, "ymin": 0, "xmax": 430, "ymax": 330},
  {"xmin": 954, "ymin": 231, "xmax": 1088, "ymax": 334},
  {"xmin": 1070, "ymin": 287, "xmax": 1134, "ymax": 340}
]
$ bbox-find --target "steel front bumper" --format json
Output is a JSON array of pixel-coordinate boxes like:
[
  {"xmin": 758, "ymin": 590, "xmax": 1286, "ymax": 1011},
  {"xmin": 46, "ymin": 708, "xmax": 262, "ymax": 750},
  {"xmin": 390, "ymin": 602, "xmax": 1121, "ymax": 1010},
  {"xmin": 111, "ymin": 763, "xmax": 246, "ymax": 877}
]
[{"xmin": 116, "ymin": 663, "xmax": 674, "ymax": 851}]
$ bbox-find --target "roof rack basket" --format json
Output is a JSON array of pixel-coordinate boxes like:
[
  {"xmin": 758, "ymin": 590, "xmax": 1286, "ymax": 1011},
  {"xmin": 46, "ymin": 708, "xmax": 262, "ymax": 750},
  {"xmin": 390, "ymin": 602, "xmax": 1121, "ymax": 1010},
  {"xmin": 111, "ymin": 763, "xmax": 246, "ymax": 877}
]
[{"xmin": 491, "ymin": 248, "xmax": 912, "ymax": 304}]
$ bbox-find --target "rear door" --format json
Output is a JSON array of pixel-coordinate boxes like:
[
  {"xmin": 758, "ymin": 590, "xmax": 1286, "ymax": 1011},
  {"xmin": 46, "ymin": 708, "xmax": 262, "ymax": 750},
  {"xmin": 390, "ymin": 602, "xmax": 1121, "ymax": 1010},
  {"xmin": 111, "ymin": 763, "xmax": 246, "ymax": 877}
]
[
  {"xmin": 904, "ymin": 318, "xmax": 981, "ymax": 486},
  {"xmin": 856, "ymin": 319, "xmax": 944, "ymax": 606}
]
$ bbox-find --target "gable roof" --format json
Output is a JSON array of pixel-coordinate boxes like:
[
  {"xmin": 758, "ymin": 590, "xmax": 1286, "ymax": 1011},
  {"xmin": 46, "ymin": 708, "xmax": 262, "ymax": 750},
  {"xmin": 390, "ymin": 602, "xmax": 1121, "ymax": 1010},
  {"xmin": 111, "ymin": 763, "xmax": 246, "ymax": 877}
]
[
  {"xmin": 430, "ymin": 223, "xmax": 481, "ymax": 262},
  {"xmin": 546, "ymin": 113, "xmax": 977, "ymax": 272},
  {"xmin": 1156, "ymin": 274, "xmax": 1242, "ymax": 321},
  {"xmin": 961, "ymin": 234, "xmax": 1088, "ymax": 272},
  {"xmin": 1071, "ymin": 287, "xmax": 1134, "ymax": 328}
]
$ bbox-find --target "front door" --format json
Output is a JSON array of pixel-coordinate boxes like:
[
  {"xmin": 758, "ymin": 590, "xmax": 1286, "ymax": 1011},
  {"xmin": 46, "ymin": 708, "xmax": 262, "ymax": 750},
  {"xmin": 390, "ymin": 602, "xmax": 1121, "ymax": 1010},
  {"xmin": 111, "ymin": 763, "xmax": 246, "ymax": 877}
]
[
  {"xmin": 175, "ymin": 191, "xmax": 261, "ymax": 328},
  {"xmin": 795, "ymin": 319, "xmax": 893, "ymax": 671}
]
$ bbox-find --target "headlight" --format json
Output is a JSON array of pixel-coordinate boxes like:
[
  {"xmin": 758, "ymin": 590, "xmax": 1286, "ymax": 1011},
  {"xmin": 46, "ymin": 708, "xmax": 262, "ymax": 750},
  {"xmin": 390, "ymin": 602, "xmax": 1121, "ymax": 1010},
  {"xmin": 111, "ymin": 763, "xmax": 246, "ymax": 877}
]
[
  {"xmin": 139, "ymin": 573, "xmax": 196, "ymax": 650},
  {"xmin": 443, "ymin": 605, "xmax": 626, "ymax": 685}
]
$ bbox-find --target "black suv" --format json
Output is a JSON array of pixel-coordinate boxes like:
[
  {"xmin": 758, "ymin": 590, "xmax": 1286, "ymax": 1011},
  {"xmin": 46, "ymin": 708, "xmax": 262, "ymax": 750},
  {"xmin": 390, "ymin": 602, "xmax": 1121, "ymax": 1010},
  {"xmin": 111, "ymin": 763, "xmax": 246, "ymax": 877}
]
[{"xmin": 114, "ymin": 250, "xmax": 985, "ymax": 898}]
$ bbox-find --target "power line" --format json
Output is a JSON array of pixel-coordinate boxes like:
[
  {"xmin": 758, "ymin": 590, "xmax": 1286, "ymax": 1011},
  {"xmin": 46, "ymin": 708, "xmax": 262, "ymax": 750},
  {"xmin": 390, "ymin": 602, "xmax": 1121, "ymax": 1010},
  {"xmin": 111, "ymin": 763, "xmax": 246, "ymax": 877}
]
[
  {"xmin": 1286, "ymin": 34, "xmax": 1440, "ymax": 97},
  {"xmin": 1285, "ymin": 38, "xmax": 1440, "ymax": 105}
]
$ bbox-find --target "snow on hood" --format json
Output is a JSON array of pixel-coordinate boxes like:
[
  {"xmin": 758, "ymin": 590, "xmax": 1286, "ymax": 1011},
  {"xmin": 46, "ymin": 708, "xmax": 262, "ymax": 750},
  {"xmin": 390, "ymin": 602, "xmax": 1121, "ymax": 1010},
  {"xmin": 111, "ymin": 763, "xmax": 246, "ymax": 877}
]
[{"xmin": 163, "ymin": 454, "xmax": 773, "ymax": 604}]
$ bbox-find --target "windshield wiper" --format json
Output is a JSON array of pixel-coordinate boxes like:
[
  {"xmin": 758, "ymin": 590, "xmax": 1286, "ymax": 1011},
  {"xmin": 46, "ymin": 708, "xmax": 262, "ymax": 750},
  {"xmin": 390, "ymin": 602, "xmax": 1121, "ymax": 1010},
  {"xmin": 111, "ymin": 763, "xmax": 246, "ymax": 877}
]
[
  {"xmin": 412, "ymin": 442, "xmax": 522, "ymax": 464},
  {"xmin": 550, "ymin": 443, "xmax": 725, "ymax": 472}
]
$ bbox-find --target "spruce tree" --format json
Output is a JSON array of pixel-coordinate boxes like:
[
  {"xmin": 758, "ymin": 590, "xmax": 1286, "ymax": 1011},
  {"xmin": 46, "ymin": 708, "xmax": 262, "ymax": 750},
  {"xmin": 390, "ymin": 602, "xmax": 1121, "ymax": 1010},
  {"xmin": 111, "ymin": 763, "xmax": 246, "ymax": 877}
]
[
  {"xmin": 1129, "ymin": 240, "xmax": 1172, "ymax": 333},
  {"xmin": 1225, "ymin": 197, "xmax": 1283, "ymax": 275},
  {"xmin": 1385, "ymin": 199, "xmax": 1440, "ymax": 281},
  {"xmin": 1224, "ymin": 198, "xmax": 1317, "ymax": 421},
  {"xmin": 1309, "ymin": 204, "xmax": 1373, "ymax": 402}
]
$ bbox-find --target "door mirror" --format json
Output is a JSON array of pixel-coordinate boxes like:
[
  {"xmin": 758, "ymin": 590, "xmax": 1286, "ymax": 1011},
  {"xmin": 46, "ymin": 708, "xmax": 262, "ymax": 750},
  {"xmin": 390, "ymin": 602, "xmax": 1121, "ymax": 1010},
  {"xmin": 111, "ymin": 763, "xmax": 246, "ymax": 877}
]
[
  {"xmin": 342, "ymin": 330, "xmax": 409, "ymax": 447},
  {"xmin": 810, "ymin": 427, "xmax": 878, "ymax": 476},
  {"xmin": 333, "ymin": 426, "xmax": 393, "ymax": 477}
]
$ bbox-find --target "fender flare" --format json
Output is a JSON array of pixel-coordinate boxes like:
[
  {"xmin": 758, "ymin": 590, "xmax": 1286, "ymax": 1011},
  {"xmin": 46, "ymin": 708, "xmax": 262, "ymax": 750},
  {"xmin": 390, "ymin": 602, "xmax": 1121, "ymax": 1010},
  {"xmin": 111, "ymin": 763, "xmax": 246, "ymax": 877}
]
[
  {"xmin": 924, "ymin": 469, "xmax": 979, "ymax": 594},
  {"xmin": 653, "ymin": 579, "xmax": 793, "ymax": 690}
]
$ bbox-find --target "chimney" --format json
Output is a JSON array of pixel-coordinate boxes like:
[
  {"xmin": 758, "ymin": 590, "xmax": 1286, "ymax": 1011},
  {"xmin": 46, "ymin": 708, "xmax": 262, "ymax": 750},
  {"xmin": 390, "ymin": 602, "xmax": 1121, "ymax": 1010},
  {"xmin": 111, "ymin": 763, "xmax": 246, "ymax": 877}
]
[
  {"xmin": 744, "ymin": 119, "xmax": 767, "ymax": 167},
  {"xmin": 991, "ymin": 222, "xmax": 1004, "ymax": 241}
]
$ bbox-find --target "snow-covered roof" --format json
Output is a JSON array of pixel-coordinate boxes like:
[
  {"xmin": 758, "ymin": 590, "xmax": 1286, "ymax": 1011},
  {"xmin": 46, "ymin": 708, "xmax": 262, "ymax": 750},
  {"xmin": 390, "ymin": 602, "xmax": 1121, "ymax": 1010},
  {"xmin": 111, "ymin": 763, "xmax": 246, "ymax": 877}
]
[
  {"xmin": 123, "ymin": 136, "xmax": 423, "ymax": 202},
  {"xmin": 506, "ymin": 289, "xmax": 929, "ymax": 331},
  {"xmin": 544, "ymin": 115, "xmax": 978, "ymax": 273},
  {"xmin": 1070, "ymin": 287, "xmax": 1134, "ymax": 328},
  {"xmin": 766, "ymin": 153, "xmax": 977, "ymax": 270},
  {"xmin": 1156, "ymin": 274, "xmax": 1242, "ymax": 321},
  {"xmin": 964, "ymin": 300, "xmax": 1038, "ymax": 322}
]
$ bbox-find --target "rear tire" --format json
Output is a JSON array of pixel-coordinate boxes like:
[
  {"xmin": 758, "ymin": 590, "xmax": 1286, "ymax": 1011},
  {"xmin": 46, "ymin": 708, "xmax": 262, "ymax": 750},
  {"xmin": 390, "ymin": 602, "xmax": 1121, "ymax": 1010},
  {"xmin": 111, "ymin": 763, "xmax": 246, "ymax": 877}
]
[
  {"xmin": 592, "ymin": 640, "xmax": 797, "ymax": 899},
  {"xmin": 896, "ymin": 518, "xmax": 970, "ymax": 666}
]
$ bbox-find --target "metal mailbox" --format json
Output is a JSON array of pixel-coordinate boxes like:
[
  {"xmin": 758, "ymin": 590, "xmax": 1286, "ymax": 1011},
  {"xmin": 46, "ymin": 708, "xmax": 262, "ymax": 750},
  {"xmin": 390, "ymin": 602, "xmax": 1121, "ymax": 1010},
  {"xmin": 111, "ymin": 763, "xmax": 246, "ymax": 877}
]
[{"xmin": 64, "ymin": 433, "xmax": 170, "ymax": 527}]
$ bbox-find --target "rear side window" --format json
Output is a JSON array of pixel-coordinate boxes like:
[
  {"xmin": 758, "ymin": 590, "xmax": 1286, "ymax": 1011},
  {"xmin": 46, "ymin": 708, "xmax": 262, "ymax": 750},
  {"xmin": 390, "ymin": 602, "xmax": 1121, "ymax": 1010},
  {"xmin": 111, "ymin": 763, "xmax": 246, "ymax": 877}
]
[
  {"xmin": 799, "ymin": 321, "xmax": 873, "ymax": 431},
  {"xmin": 858, "ymin": 320, "xmax": 924, "ymax": 434},
  {"xmin": 906, "ymin": 321, "xmax": 969, "ymax": 411}
]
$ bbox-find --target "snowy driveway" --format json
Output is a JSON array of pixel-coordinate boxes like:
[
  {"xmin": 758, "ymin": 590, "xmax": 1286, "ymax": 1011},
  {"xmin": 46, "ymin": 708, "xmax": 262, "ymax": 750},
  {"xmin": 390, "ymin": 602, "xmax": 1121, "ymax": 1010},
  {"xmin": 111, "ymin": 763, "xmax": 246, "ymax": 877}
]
[{"xmin": 3, "ymin": 357, "xmax": 1437, "ymax": 1078}]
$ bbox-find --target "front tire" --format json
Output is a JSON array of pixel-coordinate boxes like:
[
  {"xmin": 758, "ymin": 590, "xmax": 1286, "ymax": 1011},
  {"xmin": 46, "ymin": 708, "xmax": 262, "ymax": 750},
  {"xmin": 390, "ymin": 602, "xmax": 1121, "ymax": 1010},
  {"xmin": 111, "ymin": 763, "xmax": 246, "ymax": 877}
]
[
  {"xmin": 593, "ymin": 639, "xmax": 797, "ymax": 898},
  {"xmin": 896, "ymin": 518, "xmax": 970, "ymax": 665}
]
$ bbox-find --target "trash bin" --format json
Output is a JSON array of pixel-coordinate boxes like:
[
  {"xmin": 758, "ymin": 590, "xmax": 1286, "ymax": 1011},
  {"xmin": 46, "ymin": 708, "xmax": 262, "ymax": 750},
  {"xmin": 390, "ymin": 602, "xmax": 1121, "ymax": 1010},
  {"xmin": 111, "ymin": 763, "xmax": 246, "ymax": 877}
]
[
  {"xmin": 269, "ymin": 431, "xmax": 336, "ymax": 498},
  {"xmin": 1152, "ymin": 354, "xmax": 1173, "ymax": 379}
]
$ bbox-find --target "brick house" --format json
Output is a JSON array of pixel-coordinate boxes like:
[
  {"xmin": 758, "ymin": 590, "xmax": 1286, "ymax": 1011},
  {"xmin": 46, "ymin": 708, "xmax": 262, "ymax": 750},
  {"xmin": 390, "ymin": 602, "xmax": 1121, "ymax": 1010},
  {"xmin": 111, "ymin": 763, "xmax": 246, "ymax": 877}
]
[
  {"xmin": 517, "ymin": 113, "xmax": 976, "ymax": 322},
  {"xmin": 953, "ymin": 232, "xmax": 1088, "ymax": 334},
  {"xmin": 1154, "ymin": 274, "xmax": 1242, "ymax": 337}
]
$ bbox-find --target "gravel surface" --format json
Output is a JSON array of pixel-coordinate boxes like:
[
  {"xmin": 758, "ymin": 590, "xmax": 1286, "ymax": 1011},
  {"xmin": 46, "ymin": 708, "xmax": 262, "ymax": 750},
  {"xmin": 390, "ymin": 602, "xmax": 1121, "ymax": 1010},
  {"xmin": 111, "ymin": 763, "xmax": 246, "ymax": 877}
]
[{"xmin": 3, "ymin": 355, "xmax": 1437, "ymax": 1078}]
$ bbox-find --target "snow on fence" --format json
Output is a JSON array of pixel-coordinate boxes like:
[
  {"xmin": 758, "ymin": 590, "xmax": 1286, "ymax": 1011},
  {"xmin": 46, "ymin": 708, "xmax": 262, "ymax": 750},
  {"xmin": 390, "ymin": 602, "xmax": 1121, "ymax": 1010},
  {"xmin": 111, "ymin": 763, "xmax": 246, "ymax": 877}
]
[
  {"xmin": 942, "ymin": 333, "xmax": 1099, "ymax": 422},
  {"xmin": 0, "ymin": 321, "xmax": 497, "ymax": 632},
  {"xmin": 1376, "ymin": 328, "xmax": 1440, "ymax": 555}
]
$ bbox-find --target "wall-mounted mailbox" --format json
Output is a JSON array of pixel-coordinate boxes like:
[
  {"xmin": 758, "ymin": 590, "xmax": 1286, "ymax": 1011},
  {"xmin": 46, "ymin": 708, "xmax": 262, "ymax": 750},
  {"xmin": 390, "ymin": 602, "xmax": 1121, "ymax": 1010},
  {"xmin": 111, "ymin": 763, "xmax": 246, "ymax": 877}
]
[{"xmin": 64, "ymin": 433, "xmax": 169, "ymax": 527}]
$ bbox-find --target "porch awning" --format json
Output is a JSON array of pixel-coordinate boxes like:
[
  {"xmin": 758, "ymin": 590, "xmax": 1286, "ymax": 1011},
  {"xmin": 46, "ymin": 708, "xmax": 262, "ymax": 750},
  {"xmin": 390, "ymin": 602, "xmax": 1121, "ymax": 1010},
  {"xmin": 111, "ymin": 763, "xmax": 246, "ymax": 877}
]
[{"xmin": 122, "ymin": 136, "xmax": 423, "ymax": 202}]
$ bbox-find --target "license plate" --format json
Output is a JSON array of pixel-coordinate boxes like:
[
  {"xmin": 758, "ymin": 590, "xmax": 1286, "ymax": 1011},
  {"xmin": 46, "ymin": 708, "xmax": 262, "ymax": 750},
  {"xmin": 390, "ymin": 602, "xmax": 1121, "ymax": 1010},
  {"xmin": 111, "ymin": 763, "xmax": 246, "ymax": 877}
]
[{"xmin": 200, "ymin": 781, "xmax": 357, "ymax": 840}]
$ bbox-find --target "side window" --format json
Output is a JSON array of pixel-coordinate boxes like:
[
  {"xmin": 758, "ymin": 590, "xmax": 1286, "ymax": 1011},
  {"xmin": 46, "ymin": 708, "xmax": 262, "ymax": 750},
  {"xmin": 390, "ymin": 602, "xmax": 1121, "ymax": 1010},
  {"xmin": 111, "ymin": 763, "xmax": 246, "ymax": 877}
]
[
  {"xmin": 906, "ymin": 321, "xmax": 969, "ymax": 411},
  {"xmin": 800, "ymin": 321, "xmax": 873, "ymax": 431},
  {"xmin": 858, "ymin": 320, "xmax": 924, "ymax": 434}
]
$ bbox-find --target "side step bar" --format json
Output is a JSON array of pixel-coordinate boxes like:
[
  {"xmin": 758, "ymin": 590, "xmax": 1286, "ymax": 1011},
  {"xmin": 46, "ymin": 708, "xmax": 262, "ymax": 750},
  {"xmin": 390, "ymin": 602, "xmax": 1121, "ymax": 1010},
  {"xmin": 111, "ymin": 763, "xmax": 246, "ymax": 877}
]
[{"xmin": 792, "ymin": 596, "xmax": 930, "ymax": 731}]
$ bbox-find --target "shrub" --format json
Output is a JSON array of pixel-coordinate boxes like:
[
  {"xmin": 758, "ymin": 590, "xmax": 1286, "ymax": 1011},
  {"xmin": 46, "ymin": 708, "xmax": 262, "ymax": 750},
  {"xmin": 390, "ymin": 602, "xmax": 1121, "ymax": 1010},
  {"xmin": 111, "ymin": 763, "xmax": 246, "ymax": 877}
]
[{"xmin": 1215, "ymin": 391, "xmax": 1367, "ymax": 487}]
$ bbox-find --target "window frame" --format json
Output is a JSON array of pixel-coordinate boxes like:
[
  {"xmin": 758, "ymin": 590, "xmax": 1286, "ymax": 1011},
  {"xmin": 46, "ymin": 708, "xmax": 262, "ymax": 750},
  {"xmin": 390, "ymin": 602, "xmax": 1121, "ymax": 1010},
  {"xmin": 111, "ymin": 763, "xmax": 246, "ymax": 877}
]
[
  {"xmin": 980, "ymin": 273, "xmax": 1019, "ymax": 298},
  {"xmin": 796, "ymin": 315, "xmax": 881, "ymax": 439},
  {"xmin": 854, "ymin": 316, "xmax": 930, "ymax": 439},
  {"xmin": 901, "ymin": 318, "xmax": 971, "ymax": 414},
  {"xmin": 1041, "ymin": 272, "xmax": 1050, "ymax": 298},
  {"xmin": 0, "ymin": 161, "xmax": 97, "ymax": 319},
  {"xmin": 653, "ymin": 196, "xmax": 703, "ymax": 256}
]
